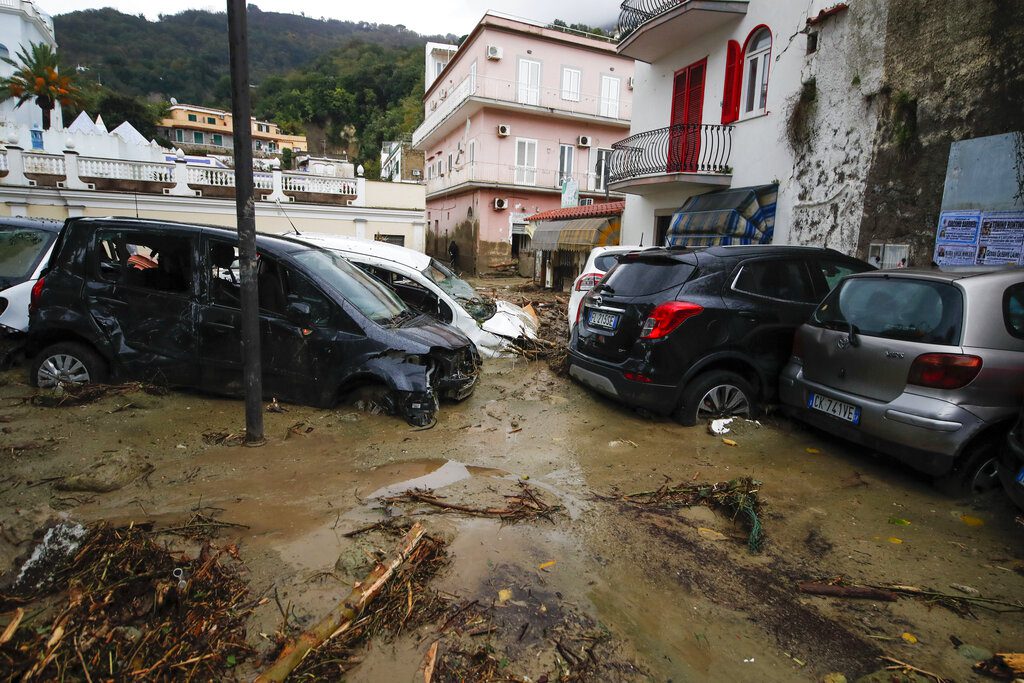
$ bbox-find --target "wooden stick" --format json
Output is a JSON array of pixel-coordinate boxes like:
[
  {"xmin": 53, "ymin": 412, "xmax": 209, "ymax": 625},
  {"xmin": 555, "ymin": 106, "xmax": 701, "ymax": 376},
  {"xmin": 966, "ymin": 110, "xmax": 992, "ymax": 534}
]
[
  {"xmin": 0, "ymin": 607, "xmax": 24, "ymax": 645},
  {"xmin": 869, "ymin": 583, "xmax": 1024, "ymax": 610},
  {"xmin": 881, "ymin": 656, "xmax": 952, "ymax": 683},
  {"xmin": 798, "ymin": 582, "xmax": 898, "ymax": 601},
  {"xmin": 422, "ymin": 640, "xmax": 439, "ymax": 683},
  {"xmin": 255, "ymin": 522, "xmax": 426, "ymax": 683}
]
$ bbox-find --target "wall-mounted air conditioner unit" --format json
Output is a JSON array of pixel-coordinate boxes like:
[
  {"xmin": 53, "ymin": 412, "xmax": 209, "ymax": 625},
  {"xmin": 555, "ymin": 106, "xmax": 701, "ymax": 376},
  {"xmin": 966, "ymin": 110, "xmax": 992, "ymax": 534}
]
[
  {"xmin": 627, "ymin": 76, "xmax": 635, "ymax": 90},
  {"xmin": 580, "ymin": 198, "xmax": 595, "ymax": 206},
  {"xmin": 577, "ymin": 135, "xmax": 592, "ymax": 147},
  {"xmin": 486, "ymin": 45, "xmax": 503, "ymax": 60},
  {"xmin": 497, "ymin": 124, "xmax": 511, "ymax": 137},
  {"xmin": 494, "ymin": 197, "xmax": 508, "ymax": 210}
]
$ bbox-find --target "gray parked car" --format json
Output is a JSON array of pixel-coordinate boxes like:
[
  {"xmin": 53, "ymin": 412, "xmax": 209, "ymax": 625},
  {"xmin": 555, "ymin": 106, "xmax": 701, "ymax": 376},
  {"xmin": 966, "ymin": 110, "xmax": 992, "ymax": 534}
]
[{"xmin": 781, "ymin": 268, "xmax": 1024, "ymax": 495}]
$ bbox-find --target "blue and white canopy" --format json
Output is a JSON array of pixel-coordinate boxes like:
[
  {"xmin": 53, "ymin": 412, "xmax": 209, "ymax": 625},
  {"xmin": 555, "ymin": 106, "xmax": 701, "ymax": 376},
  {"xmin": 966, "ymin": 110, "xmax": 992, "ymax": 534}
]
[{"xmin": 666, "ymin": 184, "xmax": 778, "ymax": 247}]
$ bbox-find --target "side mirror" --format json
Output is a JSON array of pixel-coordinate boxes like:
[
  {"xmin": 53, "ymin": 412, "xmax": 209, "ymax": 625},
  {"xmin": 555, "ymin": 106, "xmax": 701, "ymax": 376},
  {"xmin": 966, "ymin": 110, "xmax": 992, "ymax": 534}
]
[{"xmin": 286, "ymin": 300, "xmax": 312, "ymax": 324}]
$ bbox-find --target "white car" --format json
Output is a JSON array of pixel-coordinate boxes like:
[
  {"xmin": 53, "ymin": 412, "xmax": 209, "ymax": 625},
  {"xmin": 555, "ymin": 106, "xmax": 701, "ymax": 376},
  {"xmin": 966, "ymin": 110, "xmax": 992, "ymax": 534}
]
[
  {"xmin": 292, "ymin": 233, "xmax": 538, "ymax": 358},
  {"xmin": 567, "ymin": 245, "xmax": 640, "ymax": 335},
  {"xmin": 1, "ymin": 218, "xmax": 62, "ymax": 362}
]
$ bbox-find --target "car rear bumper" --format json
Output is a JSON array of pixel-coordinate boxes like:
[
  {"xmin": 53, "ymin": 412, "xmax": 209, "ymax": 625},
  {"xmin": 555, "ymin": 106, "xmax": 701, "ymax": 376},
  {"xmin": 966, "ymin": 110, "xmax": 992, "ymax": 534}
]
[
  {"xmin": 567, "ymin": 349, "xmax": 679, "ymax": 416},
  {"xmin": 780, "ymin": 362, "xmax": 986, "ymax": 476}
]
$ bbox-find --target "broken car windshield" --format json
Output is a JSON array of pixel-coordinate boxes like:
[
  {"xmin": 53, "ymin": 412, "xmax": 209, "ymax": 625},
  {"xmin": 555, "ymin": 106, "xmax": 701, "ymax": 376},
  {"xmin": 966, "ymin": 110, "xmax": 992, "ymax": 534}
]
[
  {"xmin": 0, "ymin": 227, "xmax": 55, "ymax": 287},
  {"xmin": 292, "ymin": 248, "xmax": 408, "ymax": 324},
  {"xmin": 425, "ymin": 259, "xmax": 496, "ymax": 322}
]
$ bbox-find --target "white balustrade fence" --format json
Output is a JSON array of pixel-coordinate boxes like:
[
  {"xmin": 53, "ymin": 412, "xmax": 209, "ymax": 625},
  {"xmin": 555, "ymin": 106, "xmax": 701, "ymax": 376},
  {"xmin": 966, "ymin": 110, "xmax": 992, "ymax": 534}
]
[
  {"xmin": 23, "ymin": 153, "xmax": 66, "ymax": 176},
  {"xmin": 79, "ymin": 158, "xmax": 174, "ymax": 183},
  {"xmin": 282, "ymin": 173, "xmax": 357, "ymax": 195}
]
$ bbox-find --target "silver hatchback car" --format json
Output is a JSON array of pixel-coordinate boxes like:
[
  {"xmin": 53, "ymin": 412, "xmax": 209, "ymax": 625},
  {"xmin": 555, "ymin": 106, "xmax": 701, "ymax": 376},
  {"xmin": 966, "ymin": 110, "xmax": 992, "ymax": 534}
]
[{"xmin": 781, "ymin": 268, "xmax": 1024, "ymax": 495}]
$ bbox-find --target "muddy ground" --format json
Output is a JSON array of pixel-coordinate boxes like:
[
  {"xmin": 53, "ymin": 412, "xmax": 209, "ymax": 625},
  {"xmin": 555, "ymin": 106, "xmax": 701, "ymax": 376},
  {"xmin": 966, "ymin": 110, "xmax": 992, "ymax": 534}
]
[{"xmin": 0, "ymin": 278, "xmax": 1022, "ymax": 682}]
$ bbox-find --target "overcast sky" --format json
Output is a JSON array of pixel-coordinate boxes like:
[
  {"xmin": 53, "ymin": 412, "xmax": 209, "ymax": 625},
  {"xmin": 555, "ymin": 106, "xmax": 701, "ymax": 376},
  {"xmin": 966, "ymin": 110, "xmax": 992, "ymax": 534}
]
[{"xmin": 43, "ymin": 0, "xmax": 619, "ymax": 38}]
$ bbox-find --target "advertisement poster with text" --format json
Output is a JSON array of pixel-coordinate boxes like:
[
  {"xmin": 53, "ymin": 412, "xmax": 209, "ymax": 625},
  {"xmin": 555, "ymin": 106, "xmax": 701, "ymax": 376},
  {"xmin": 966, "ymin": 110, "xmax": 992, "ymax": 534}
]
[{"xmin": 979, "ymin": 211, "xmax": 1024, "ymax": 265}]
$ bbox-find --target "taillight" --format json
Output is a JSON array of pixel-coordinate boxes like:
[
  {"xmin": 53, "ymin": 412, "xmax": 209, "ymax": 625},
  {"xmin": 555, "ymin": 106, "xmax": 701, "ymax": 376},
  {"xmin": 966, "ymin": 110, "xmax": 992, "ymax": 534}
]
[
  {"xmin": 639, "ymin": 301, "xmax": 703, "ymax": 339},
  {"xmin": 907, "ymin": 353, "xmax": 982, "ymax": 390},
  {"xmin": 29, "ymin": 276, "xmax": 45, "ymax": 313},
  {"xmin": 623, "ymin": 371, "xmax": 652, "ymax": 383},
  {"xmin": 575, "ymin": 273, "xmax": 604, "ymax": 292},
  {"xmin": 791, "ymin": 332, "xmax": 804, "ymax": 363}
]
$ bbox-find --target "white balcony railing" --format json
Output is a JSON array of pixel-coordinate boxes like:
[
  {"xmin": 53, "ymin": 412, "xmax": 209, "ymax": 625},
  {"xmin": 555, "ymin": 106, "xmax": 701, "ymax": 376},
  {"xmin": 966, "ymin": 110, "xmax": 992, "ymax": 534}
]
[
  {"xmin": 413, "ymin": 73, "xmax": 633, "ymax": 146},
  {"xmin": 425, "ymin": 160, "xmax": 605, "ymax": 196},
  {"xmin": 23, "ymin": 152, "xmax": 65, "ymax": 176},
  {"xmin": 282, "ymin": 173, "xmax": 358, "ymax": 195},
  {"xmin": 79, "ymin": 157, "xmax": 173, "ymax": 183}
]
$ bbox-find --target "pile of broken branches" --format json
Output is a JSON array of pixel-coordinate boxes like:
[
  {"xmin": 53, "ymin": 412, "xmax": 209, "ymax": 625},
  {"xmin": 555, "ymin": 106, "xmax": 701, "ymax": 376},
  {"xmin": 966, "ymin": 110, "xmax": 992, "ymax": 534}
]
[
  {"xmin": 607, "ymin": 477, "xmax": 765, "ymax": 552},
  {"xmin": 31, "ymin": 382, "xmax": 168, "ymax": 408},
  {"xmin": 382, "ymin": 481, "xmax": 561, "ymax": 524},
  {"xmin": 0, "ymin": 522, "xmax": 254, "ymax": 682}
]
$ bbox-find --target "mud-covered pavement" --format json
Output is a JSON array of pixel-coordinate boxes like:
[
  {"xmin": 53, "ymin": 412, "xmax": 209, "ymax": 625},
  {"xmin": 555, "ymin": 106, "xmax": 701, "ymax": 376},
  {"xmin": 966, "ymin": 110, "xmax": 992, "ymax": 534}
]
[{"xmin": 1, "ymin": 350, "xmax": 1022, "ymax": 680}]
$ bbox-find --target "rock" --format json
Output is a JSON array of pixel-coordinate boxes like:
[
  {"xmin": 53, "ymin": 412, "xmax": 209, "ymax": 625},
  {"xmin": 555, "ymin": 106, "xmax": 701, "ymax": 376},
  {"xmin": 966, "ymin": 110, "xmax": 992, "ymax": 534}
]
[
  {"xmin": 56, "ymin": 453, "xmax": 154, "ymax": 493},
  {"xmin": 957, "ymin": 643, "xmax": 993, "ymax": 661},
  {"xmin": 334, "ymin": 542, "xmax": 373, "ymax": 579}
]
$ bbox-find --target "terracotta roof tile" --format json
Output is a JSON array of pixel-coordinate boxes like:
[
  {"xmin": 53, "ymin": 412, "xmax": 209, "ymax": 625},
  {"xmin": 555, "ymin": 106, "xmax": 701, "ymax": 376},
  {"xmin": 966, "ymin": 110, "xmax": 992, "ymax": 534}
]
[{"xmin": 526, "ymin": 201, "xmax": 625, "ymax": 222}]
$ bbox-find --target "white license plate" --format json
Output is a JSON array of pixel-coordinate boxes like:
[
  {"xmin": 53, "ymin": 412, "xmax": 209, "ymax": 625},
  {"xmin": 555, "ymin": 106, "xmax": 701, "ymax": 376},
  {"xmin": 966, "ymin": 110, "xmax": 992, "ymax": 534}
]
[
  {"xmin": 808, "ymin": 392, "xmax": 861, "ymax": 425},
  {"xmin": 588, "ymin": 309, "xmax": 619, "ymax": 330}
]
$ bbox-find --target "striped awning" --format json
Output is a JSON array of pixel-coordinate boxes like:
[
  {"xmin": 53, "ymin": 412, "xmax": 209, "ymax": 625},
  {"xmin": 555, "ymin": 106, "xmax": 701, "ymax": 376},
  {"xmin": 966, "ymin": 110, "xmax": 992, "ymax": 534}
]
[
  {"xmin": 529, "ymin": 217, "xmax": 620, "ymax": 252},
  {"xmin": 666, "ymin": 184, "xmax": 778, "ymax": 247}
]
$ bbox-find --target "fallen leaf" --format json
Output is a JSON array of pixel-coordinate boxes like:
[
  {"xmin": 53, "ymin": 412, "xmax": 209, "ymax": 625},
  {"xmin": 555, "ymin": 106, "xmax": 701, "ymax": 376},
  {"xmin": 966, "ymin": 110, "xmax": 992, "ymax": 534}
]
[
  {"xmin": 722, "ymin": 438, "xmax": 738, "ymax": 447},
  {"xmin": 805, "ymin": 447, "xmax": 821, "ymax": 454},
  {"xmin": 960, "ymin": 514, "xmax": 984, "ymax": 527},
  {"xmin": 887, "ymin": 537, "xmax": 903, "ymax": 544},
  {"xmin": 497, "ymin": 588, "xmax": 512, "ymax": 604},
  {"xmin": 697, "ymin": 527, "xmax": 727, "ymax": 541},
  {"xmin": 538, "ymin": 560, "xmax": 556, "ymax": 570},
  {"xmin": 901, "ymin": 632, "xmax": 918, "ymax": 644},
  {"xmin": 888, "ymin": 516, "xmax": 911, "ymax": 526}
]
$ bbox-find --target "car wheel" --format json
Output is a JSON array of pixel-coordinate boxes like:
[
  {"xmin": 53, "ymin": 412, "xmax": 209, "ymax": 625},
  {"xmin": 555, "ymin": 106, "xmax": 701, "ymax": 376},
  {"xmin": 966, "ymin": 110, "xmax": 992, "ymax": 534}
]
[
  {"xmin": 934, "ymin": 438, "xmax": 1001, "ymax": 498},
  {"xmin": 31, "ymin": 342, "xmax": 107, "ymax": 389},
  {"xmin": 676, "ymin": 370, "xmax": 758, "ymax": 427}
]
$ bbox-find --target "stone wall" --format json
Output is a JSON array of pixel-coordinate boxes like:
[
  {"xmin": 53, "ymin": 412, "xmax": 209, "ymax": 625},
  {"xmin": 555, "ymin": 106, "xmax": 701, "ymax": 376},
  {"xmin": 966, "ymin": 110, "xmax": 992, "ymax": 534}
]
[{"xmin": 856, "ymin": 0, "xmax": 1024, "ymax": 265}]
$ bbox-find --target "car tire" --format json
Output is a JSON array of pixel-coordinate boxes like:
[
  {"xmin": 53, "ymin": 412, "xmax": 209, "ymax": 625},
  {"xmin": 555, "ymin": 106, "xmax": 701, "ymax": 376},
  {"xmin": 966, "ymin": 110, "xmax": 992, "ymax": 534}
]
[
  {"xmin": 31, "ymin": 342, "xmax": 107, "ymax": 389},
  {"xmin": 676, "ymin": 370, "xmax": 758, "ymax": 427},
  {"xmin": 934, "ymin": 437, "xmax": 1001, "ymax": 498}
]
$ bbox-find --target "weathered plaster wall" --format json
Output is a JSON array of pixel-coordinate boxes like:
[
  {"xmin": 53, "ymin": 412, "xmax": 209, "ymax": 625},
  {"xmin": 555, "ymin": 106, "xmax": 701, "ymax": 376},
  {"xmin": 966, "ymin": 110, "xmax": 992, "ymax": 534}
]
[
  {"xmin": 787, "ymin": 0, "xmax": 889, "ymax": 254},
  {"xmin": 856, "ymin": 0, "xmax": 1024, "ymax": 265}
]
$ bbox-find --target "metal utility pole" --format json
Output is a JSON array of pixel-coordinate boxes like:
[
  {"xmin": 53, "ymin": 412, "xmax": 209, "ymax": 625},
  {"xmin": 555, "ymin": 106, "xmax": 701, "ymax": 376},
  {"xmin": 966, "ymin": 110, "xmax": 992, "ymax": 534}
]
[{"xmin": 227, "ymin": 0, "xmax": 264, "ymax": 444}]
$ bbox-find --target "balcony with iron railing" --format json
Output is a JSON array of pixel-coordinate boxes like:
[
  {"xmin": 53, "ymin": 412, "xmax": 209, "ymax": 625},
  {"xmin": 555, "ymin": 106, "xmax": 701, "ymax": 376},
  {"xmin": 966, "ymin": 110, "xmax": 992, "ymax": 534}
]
[
  {"xmin": 412, "ymin": 73, "xmax": 632, "ymax": 148},
  {"xmin": 608, "ymin": 123, "xmax": 733, "ymax": 194},
  {"xmin": 616, "ymin": 0, "xmax": 748, "ymax": 63},
  {"xmin": 425, "ymin": 160, "xmax": 614, "ymax": 198}
]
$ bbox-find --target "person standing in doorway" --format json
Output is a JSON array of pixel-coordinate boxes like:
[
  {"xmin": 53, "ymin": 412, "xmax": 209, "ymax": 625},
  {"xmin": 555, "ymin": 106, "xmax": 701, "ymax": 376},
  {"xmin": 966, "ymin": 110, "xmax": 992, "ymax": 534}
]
[{"xmin": 448, "ymin": 240, "xmax": 460, "ymax": 271}]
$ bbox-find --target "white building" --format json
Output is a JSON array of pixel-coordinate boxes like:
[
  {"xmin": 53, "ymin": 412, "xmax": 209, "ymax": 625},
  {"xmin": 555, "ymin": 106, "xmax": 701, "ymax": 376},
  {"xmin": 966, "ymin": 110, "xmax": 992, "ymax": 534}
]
[
  {"xmin": 0, "ymin": 0, "xmax": 62, "ymax": 133},
  {"xmin": 612, "ymin": 0, "xmax": 886, "ymax": 252}
]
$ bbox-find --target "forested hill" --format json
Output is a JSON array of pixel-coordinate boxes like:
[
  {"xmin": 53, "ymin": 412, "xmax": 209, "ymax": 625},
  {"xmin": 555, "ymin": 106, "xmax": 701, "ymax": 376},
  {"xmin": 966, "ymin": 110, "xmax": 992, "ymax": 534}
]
[{"xmin": 54, "ymin": 6, "xmax": 451, "ymax": 106}]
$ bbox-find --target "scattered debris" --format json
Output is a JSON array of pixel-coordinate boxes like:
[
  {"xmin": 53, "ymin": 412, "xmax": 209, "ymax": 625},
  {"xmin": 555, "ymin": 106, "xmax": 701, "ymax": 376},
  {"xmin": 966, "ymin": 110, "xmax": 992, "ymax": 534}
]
[
  {"xmin": 973, "ymin": 652, "xmax": 1024, "ymax": 679},
  {"xmin": 797, "ymin": 582, "xmax": 897, "ymax": 602},
  {"xmin": 708, "ymin": 418, "xmax": 734, "ymax": 435},
  {"xmin": 381, "ymin": 481, "xmax": 561, "ymax": 524},
  {"xmin": 267, "ymin": 398, "xmax": 287, "ymax": 413},
  {"xmin": 721, "ymin": 438, "xmax": 738, "ymax": 447},
  {"xmin": 31, "ymin": 382, "xmax": 168, "ymax": 407},
  {"xmin": 880, "ymin": 655, "xmax": 952, "ymax": 683},
  {"xmin": 606, "ymin": 478, "xmax": 764, "ymax": 552},
  {"xmin": 0, "ymin": 522, "xmax": 253, "ymax": 681},
  {"xmin": 796, "ymin": 579, "xmax": 1024, "ymax": 617},
  {"xmin": 54, "ymin": 453, "xmax": 154, "ymax": 493},
  {"xmin": 202, "ymin": 429, "xmax": 246, "ymax": 446},
  {"xmin": 155, "ymin": 510, "xmax": 250, "ymax": 540}
]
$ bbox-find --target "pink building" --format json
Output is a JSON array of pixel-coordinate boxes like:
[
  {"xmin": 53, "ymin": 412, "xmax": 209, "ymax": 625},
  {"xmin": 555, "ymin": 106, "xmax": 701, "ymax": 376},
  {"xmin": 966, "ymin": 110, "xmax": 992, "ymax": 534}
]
[{"xmin": 412, "ymin": 13, "xmax": 634, "ymax": 274}]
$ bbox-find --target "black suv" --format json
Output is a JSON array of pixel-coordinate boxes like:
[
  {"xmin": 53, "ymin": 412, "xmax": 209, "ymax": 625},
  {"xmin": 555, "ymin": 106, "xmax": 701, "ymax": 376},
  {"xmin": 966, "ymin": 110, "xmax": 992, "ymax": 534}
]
[
  {"xmin": 568, "ymin": 245, "xmax": 873, "ymax": 425},
  {"xmin": 27, "ymin": 217, "xmax": 479, "ymax": 425}
]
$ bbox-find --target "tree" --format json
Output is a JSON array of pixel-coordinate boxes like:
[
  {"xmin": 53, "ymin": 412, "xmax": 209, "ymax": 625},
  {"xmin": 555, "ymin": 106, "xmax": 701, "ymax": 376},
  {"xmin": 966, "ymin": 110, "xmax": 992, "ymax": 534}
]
[{"xmin": 0, "ymin": 42, "xmax": 82, "ymax": 130}]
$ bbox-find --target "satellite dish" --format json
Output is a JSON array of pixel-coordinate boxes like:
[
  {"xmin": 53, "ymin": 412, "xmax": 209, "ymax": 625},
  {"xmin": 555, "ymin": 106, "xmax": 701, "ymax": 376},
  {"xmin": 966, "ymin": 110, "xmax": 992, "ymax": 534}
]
[{"xmin": 170, "ymin": 97, "xmax": 178, "ymax": 105}]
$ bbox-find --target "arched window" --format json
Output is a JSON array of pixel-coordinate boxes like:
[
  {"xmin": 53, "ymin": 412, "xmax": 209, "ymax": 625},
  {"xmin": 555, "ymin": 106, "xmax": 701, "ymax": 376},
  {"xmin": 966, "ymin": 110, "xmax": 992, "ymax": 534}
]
[{"xmin": 741, "ymin": 27, "xmax": 771, "ymax": 117}]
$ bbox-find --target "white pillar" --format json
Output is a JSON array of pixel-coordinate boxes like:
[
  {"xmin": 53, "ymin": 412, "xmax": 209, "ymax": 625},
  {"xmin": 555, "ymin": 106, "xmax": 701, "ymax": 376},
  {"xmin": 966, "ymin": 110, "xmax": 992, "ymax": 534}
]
[
  {"xmin": 411, "ymin": 219, "xmax": 426, "ymax": 253},
  {"xmin": 58, "ymin": 148, "xmax": 94, "ymax": 190},
  {"xmin": 264, "ymin": 168, "xmax": 290, "ymax": 203},
  {"xmin": 350, "ymin": 176, "xmax": 366, "ymax": 207},
  {"xmin": 164, "ymin": 149, "xmax": 198, "ymax": 197},
  {"xmin": 2, "ymin": 143, "xmax": 32, "ymax": 187},
  {"xmin": 354, "ymin": 218, "xmax": 368, "ymax": 240}
]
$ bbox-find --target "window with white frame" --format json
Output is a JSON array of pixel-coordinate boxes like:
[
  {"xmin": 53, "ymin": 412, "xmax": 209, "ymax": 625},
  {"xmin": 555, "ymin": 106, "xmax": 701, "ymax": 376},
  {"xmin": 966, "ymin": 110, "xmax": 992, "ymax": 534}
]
[
  {"xmin": 558, "ymin": 144, "xmax": 575, "ymax": 187},
  {"xmin": 517, "ymin": 58, "xmax": 541, "ymax": 106},
  {"xmin": 595, "ymin": 148, "xmax": 612, "ymax": 192},
  {"xmin": 600, "ymin": 75, "xmax": 621, "ymax": 118},
  {"xmin": 868, "ymin": 243, "xmax": 909, "ymax": 269},
  {"xmin": 515, "ymin": 138, "xmax": 537, "ymax": 185},
  {"xmin": 561, "ymin": 67, "xmax": 581, "ymax": 102},
  {"xmin": 742, "ymin": 28, "xmax": 772, "ymax": 117}
]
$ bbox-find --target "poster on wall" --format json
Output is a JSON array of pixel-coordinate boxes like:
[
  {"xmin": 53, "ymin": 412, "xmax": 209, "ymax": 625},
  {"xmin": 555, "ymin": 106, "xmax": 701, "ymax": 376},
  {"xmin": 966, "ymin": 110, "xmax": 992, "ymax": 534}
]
[{"xmin": 933, "ymin": 210, "xmax": 1024, "ymax": 267}]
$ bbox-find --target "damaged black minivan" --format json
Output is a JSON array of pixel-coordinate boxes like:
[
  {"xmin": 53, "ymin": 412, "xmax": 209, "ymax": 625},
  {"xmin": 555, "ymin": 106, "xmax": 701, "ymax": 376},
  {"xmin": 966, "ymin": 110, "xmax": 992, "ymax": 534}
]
[{"xmin": 27, "ymin": 217, "xmax": 479, "ymax": 425}]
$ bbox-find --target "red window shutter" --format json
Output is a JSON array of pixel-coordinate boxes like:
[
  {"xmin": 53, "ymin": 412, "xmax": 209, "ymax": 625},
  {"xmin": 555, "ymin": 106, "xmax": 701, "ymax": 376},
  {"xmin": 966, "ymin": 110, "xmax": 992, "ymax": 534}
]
[{"xmin": 722, "ymin": 40, "xmax": 741, "ymax": 124}]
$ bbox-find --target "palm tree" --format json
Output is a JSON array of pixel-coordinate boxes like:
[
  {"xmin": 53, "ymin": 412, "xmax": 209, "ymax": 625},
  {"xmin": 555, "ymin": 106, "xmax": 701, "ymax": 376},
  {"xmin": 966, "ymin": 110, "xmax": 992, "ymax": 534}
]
[{"xmin": 0, "ymin": 42, "xmax": 81, "ymax": 130}]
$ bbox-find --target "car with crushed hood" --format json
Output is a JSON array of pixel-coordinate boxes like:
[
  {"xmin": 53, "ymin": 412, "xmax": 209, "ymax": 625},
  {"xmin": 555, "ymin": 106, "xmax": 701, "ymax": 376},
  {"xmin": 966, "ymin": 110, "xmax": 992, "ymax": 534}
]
[
  {"xmin": 26, "ymin": 217, "xmax": 479, "ymax": 426},
  {"xmin": 0, "ymin": 217, "xmax": 63, "ymax": 365},
  {"xmin": 290, "ymin": 233, "xmax": 538, "ymax": 358}
]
